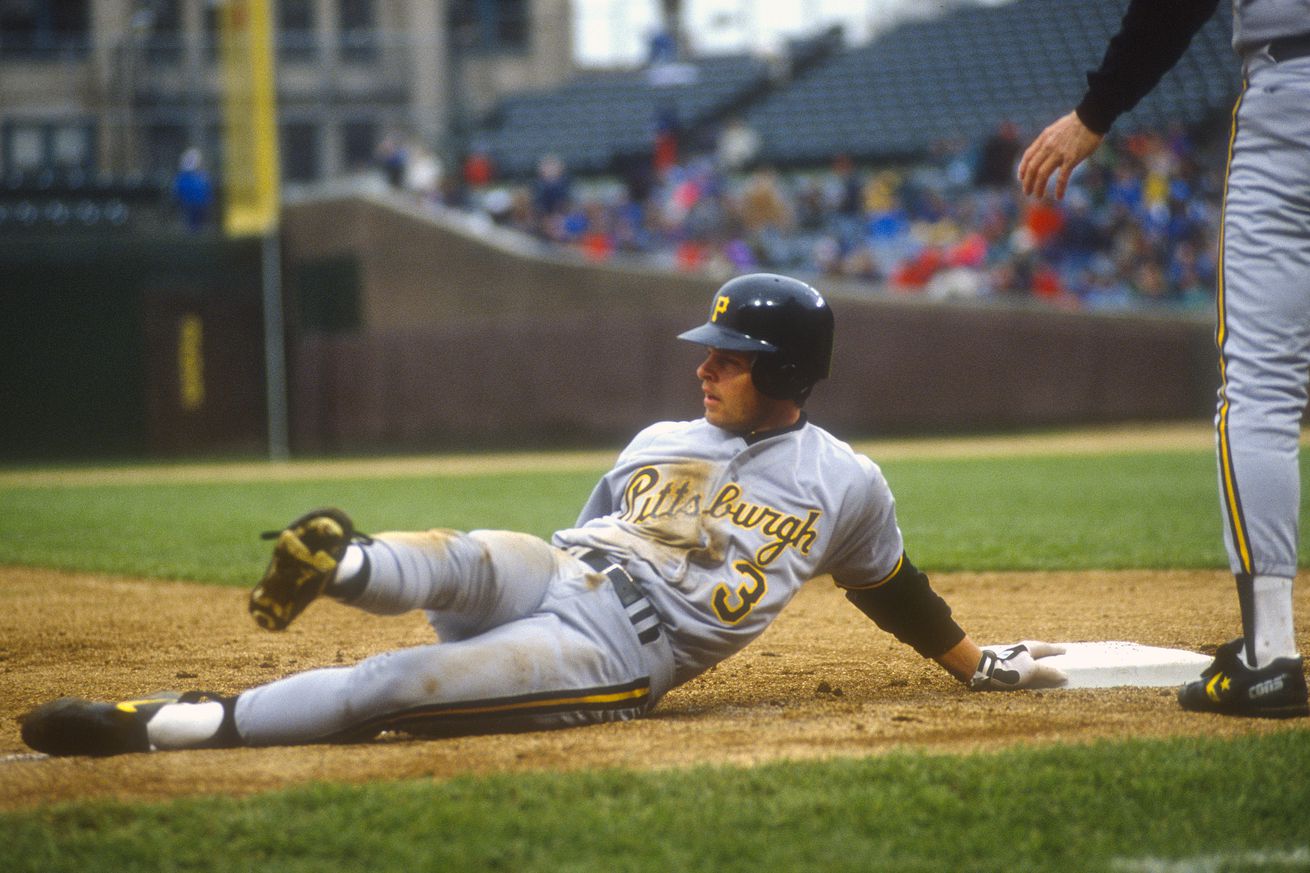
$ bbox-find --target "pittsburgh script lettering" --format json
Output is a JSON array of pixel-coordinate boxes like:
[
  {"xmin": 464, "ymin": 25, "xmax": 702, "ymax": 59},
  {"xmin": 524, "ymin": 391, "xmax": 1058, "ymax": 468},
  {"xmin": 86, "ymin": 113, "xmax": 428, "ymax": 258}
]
[
  {"xmin": 617, "ymin": 466, "xmax": 703, "ymax": 524},
  {"xmin": 707, "ymin": 484, "xmax": 820, "ymax": 565},
  {"xmin": 618, "ymin": 468, "xmax": 820, "ymax": 566}
]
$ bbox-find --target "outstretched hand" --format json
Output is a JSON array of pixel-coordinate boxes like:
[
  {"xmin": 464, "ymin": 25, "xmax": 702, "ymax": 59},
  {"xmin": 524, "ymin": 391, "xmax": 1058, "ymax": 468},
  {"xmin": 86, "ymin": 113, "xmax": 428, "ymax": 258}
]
[
  {"xmin": 1017, "ymin": 112, "xmax": 1104, "ymax": 200},
  {"xmin": 970, "ymin": 641, "xmax": 1067, "ymax": 691}
]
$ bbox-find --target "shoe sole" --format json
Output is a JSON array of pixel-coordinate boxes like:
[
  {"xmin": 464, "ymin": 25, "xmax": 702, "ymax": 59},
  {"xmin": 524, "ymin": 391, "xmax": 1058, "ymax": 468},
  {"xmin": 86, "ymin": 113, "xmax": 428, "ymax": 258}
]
[
  {"xmin": 1180, "ymin": 703, "xmax": 1309, "ymax": 719},
  {"xmin": 250, "ymin": 529, "xmax": 341, "ymax": 630},
  {"xmin": 1179, "ymin": 689, "xmax": 1309, "ymax": 719}
]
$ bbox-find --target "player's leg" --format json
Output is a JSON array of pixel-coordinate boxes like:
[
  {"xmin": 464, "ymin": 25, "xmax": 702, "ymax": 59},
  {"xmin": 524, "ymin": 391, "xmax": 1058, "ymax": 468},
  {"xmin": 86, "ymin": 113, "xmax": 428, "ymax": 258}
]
[
  {"xmin": 249, "ymin": 508, "xmax": 559, "ymax": 636},
  {"xmin": 233, "ymin": 606, "xmax": 670, "ymax": 745},
  {"xmin": 22, "ymin": 549, "xmax": 675, "ymax": 753},
  {"xmin": 1180, "ymin": 60, "xmax": 1309, "ymax": 717},
  {"xmin": 20, "ymin": 621, "xmax": 656, "ymax": 754},
  {"xmin": 230, "ymin": 544, "xmax": 673, "ymax": 744},
  {"xmin": 1212, "ymin": 64, "xmax": 1309, "ymax": 648},
  {"xmin": 333, "ymin": 528, "xmax": 563, "ymax": 641}
]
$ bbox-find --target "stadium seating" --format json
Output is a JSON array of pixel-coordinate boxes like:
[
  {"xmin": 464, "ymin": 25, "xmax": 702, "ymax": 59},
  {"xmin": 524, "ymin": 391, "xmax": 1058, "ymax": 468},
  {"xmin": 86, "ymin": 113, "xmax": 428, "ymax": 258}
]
[
  {"xmin": 745, "ymin": 0, "xmax": 1237, "ymax": 164},
  {"xmin": 469, "ymin": 0, "xmax": 1238, "ymax": 174},
  {"xmin": 0, "ymin": 169, "xmax": 165, "ymax": 231},
  {"xmin": 474, "ymin": 53, "xmax": 774, "ymax": 177}
]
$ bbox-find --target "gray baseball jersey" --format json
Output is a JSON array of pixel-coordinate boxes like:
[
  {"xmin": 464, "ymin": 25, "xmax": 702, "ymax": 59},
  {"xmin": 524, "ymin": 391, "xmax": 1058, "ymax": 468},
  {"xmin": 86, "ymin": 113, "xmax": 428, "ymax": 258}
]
[
  {"xmin": 554, "ymin": 416, "xmax": 903, "ymax": 685},
  {"xmin": 1230, "ymin": 0, "xmax": 1310, "ymax": 52},
  {"xmin": 231, "ymin": 417, "xmax": 908, "ymax": 745}
]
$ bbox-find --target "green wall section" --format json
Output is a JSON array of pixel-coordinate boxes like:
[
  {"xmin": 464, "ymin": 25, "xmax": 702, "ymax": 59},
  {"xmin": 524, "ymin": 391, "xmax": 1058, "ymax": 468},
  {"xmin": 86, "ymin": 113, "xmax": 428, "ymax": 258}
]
[{"xmin": 0, "ymin": 234, "xmax": 262, "ymax": 460}]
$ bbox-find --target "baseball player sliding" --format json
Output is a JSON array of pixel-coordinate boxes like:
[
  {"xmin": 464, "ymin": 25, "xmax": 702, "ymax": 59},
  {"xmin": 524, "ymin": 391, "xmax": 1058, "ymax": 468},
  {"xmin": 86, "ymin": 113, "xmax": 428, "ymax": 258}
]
[{"xmin": 22, "ymin": 274, "xmax": 1064, "ymax": 756}]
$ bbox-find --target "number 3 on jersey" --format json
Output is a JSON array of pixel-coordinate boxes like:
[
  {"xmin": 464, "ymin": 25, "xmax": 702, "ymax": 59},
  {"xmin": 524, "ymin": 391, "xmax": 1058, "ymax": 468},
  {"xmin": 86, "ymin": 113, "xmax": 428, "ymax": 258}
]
[{"xmin": 712, "ymin": 560, "xmax": 768, "ymax": 624}]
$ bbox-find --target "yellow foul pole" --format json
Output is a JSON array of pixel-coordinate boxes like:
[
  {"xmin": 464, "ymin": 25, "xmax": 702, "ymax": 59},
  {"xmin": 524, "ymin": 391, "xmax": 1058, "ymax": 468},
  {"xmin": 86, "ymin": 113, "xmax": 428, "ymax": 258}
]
[{"xmin": 218, "ymin": 0, "xmax": 280, "ymax": 236}]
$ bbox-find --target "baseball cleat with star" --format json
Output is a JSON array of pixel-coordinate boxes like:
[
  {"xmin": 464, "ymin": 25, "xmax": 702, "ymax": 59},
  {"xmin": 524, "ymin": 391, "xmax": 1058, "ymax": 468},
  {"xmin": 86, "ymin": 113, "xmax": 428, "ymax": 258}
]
[{"xmin": 1178, "ymin": 637, "xmax": 1308, "ymax": 718}]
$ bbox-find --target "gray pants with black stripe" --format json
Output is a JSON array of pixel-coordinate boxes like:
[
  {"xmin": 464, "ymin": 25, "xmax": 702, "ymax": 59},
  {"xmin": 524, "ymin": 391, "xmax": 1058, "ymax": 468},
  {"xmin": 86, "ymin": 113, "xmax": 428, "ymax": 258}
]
[
  {"xmin": 1216, "ymin": 49, "xmax": 1310, "ymax": 581},
  {"xmin": 233, "ymin": 530, "xmax": 675, "ymax": 745}
]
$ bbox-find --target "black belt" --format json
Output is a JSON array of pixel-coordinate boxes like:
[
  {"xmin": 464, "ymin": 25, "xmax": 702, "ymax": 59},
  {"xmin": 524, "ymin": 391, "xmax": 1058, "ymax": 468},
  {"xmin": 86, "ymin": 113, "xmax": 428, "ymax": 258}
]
[
  {"xmin": 1268, "ymin": 32, "xmax": 1310, "ymax": 63},
  {"xmin": 578, "ymin": 549, "xmax": 661, "ymax": 645}
]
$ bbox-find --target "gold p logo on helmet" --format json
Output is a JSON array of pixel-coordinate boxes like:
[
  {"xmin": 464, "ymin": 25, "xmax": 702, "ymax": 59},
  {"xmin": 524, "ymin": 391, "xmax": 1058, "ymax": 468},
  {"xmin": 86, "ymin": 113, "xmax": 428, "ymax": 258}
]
[{"xmin": 712, "ymin": 294, "xmax": 731, "ymax": 322}]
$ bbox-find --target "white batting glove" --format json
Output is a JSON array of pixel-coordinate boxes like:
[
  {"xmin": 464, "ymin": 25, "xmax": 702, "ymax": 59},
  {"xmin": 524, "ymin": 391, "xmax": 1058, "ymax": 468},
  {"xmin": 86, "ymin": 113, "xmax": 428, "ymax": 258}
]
[{"xmin": 969, "ymin": 641, "xmax": 1067, "ymax": 691}]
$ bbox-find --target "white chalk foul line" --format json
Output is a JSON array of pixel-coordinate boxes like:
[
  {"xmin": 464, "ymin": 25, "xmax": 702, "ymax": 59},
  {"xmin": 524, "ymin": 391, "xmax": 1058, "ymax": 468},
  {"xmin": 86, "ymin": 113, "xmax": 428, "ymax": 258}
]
[{"xmin": 1111, "ymin": 848, "xmax": 1310, "ymax": 872}]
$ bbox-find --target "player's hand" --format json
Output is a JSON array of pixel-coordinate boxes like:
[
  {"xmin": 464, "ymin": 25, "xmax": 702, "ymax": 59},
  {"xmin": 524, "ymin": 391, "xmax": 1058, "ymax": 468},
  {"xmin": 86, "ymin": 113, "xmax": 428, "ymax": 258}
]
[
  {"xmin": 969, "ymin": 641, "xmax": 1067, "ymax": 691},
  {"xmin": 1017, "ymin": 112, "xmax": 1104, "ymax": 200}
]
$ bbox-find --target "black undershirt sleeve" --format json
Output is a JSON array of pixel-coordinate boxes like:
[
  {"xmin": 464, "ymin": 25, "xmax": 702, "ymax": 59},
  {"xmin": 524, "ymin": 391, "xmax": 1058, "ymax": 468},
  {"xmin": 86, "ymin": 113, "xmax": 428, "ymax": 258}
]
[
  {"xmin": 1074, "ymin": 0, "xmax": 1221, "ymax": 134},
  {"xmin": 842, "ymin": 554, "xmax": 966, "ymax": 660}
]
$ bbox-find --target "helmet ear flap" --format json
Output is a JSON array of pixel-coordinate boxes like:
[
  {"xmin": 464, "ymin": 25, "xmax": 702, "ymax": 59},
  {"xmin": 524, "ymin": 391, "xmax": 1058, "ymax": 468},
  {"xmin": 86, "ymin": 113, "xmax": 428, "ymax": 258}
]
[{"xmin": 751, "ymin": 357, "xmax": 810, "ymax": 403}]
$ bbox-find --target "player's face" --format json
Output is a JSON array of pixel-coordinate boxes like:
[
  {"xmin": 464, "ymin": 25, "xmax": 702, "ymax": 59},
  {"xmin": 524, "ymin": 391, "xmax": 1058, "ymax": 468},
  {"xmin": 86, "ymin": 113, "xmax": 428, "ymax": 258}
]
[{"xmin": 696, "ymin": 348, "xmax": 799, "ymax": 435}]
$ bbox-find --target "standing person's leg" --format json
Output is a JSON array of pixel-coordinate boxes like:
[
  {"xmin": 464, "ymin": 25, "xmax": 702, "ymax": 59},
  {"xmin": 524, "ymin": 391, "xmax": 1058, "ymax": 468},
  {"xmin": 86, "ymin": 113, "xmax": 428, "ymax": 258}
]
[{"xmin": 1181, "ymin": 56, "xmax": 1309, "ymax": 717}]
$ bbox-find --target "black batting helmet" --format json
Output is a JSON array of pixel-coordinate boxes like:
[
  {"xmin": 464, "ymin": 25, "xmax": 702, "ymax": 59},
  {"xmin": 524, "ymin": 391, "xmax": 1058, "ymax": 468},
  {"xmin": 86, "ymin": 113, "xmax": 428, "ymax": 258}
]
[{"xmin": 678, "ymin": 273, "xmax": 834, "ymax": 404}]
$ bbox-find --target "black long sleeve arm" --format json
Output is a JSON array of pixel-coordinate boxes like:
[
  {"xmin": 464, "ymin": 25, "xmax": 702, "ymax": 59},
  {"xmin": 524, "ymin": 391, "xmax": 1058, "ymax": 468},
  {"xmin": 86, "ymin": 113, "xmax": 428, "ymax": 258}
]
[
  {"xmin": 842, "ymin": 554, "xmax": 966, "ymax": 660},
  {"xmin": 1075, "ymin": 0, "xmax": 1222, "ymax": 134}
]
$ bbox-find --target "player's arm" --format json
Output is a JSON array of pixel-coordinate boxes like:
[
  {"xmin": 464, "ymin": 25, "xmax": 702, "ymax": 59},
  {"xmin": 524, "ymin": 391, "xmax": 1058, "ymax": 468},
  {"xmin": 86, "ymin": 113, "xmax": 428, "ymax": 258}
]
[
  {"xmin": 840, "ymin": 554, "xmax": 965, "ymax": 662},
  {"xmin": 1018, "ymin": 0, "xmax": 1219, "ymax": 198},
  {"xmin": 934, "ymin": 635, "xmax": 1065, "ymax": 690},
  {"xmin": 1074, "ymin": 0, "xmax": 1220, "ymax": 134},
  {"xmin": 841, "ymin": 555, "xmax": 1065, "ymax": 690},
  {"xmin": 832, "ymin": 459, "xmax": 1062, "ymax": 689}
]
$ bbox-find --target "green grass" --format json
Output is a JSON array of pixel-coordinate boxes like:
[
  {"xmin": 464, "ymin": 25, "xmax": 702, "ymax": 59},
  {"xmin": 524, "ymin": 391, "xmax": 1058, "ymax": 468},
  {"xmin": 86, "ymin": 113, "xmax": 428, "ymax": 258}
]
[
  {"xmin": 0, "ymin": 471, "xmax": 602, "ymax": 585},
  {"xmin": 881, "ymin": 451, "xmax": 1251, "ymax": 570},
  {"xmin": 3, "ymin": 450, "xmax": 1306, "ymax": 582},
  {"xmin": 3, "ymin": 445, "xmax": 1309, "ymax": 869},
  {"xmin": 3, "ymin": 732, "xmax": 1308, "ymax": 872}
]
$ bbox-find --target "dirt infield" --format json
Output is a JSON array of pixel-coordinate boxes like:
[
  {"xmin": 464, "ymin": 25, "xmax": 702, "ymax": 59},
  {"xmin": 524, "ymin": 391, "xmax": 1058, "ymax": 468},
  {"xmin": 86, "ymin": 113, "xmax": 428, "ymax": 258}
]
[
  {"xmin": 3, "ymin": 564, "xmax": 1308, "ymax": 811},
  {"xmin": 3, "ymin": 423, "xmax": 1308, "ymax": 811}
]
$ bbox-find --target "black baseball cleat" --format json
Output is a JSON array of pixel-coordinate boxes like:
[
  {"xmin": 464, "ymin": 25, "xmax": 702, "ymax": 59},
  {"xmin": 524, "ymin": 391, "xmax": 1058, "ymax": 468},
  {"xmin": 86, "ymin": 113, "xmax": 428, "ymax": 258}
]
[
  {"xmin": 21, "ymin": 693, "xmax": 181, "ymax": 756},
  {"xmin": 1178, "ymin": 638, "xmax": 1309, "ymax": 719},
  {"xmin": 249, "ymin": 508, "xmax": 370, "ymax": 631}
]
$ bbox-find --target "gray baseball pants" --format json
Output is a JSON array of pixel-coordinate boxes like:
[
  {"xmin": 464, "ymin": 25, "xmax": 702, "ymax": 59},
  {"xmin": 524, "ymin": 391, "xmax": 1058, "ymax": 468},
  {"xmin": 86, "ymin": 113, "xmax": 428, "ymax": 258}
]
[
  {"xmin": 1216, "ymin": 49, "xmax": 1310, "ymax": 581},
  {"xmin": 233, "ymin": 530, "xmax": 674, "ymax": 745}
]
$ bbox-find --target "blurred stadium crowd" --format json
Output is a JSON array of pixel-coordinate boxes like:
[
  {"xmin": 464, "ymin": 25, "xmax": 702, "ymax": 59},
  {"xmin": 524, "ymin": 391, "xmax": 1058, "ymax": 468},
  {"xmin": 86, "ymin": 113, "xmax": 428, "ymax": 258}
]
[
  {"xmin": 385, "ymin": 117, "xmax": 1223, "ymax": 313},
  {"xmin": 1, "ymin": 0, "xmax": 1234, "ymax": 315}
]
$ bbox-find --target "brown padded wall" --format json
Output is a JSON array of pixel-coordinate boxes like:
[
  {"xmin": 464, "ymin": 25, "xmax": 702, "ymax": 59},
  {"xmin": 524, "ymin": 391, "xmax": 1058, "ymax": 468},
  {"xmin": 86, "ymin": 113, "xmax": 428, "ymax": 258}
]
[{"xmin": 282, "ymin": 197, "xmax": 1215, "ymax": 453}]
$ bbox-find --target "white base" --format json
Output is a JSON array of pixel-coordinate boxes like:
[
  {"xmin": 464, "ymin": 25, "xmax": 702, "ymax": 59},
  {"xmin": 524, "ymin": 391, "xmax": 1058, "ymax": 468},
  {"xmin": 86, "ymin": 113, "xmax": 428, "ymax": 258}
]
[{"xmin": 1040, "ymin": 641, "xmax": 1213, "ymax": 689}]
